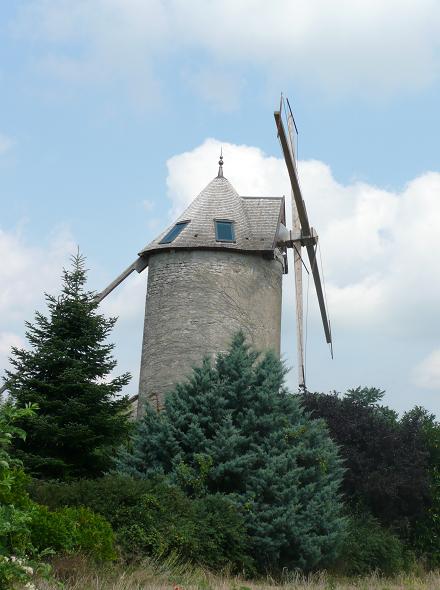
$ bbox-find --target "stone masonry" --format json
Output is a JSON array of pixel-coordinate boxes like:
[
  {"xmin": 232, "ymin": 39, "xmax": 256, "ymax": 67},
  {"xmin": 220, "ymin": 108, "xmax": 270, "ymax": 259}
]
[{"xmin": 137, "ymin": 248, "xmax": 283, "ymax": 415}]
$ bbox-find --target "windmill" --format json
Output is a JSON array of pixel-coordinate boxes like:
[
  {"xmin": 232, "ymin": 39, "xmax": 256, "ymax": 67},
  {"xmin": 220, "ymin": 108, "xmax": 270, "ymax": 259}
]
[
  {"xmin": 274, "ymin": 96, "xmax": 332, "ymax": 389},
  {"xmin": 1, "ymin": 97, "xmax": 332, "ymax": 404}
]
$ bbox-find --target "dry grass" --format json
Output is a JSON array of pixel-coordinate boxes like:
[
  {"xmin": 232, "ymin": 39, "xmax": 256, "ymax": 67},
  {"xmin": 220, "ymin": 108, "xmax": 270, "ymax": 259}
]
[{"xmin": 35, "ymin": 556, "xmax": 440, "ymax": 590}]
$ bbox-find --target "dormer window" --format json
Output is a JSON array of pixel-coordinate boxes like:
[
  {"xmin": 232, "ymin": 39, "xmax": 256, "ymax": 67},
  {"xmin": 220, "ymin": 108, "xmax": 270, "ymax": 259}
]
[
  {"xmin": 215, "ymin": 220, "xmax": 235, "ymax": 242},
  {"xmin": 159, "ymin": 221, "xmax": 189, "ymax": 244}
]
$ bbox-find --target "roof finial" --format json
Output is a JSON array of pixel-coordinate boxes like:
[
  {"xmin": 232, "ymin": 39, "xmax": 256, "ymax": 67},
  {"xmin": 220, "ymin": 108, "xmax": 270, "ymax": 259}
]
[{"xmin": 217, "ymin": 147, "xmax": 224, "ymax": 178}]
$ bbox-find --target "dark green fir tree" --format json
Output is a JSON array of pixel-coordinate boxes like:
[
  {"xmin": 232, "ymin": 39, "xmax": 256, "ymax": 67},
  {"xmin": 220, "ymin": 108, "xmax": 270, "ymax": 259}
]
[
  {"xmin": 118, "ymin": 333, "xmax": 346, "ymax": 572},
  {"xmin": 4, "ymin": 252, "xmax": 132, "ymax": 479}
]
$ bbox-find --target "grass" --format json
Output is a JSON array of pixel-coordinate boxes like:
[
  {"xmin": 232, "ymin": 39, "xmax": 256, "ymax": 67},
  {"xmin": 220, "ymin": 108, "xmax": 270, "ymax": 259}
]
[{"xmin": 35, "ymin": 556, "xmax": 440, "ymax": 590}]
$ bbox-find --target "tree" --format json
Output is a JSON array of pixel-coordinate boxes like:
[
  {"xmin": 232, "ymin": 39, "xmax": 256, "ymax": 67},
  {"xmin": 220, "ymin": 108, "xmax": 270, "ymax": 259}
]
[
  {"xmin": 300, "ymin": 388, "xmax": 431, "ymax": 532},
  {"xmin": 401, "ymin": 406, "xmax": 440, "ymax": 566},
  {"xmin": 118, "ymin": 333, "xmax": 346, "ymax": 572},
  {"xmin": 4, "ymin": 253, "xmax": 131, "ymax": 479}
]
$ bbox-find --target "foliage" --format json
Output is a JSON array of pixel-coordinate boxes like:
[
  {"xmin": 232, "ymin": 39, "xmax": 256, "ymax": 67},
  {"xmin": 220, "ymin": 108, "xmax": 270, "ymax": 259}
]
[
  {"xmin": 1, "ymin": 401, "xmax": 115, "ymax": 589},
  {"xmin": 117, "ymin": 333, "xmax": 347, "ymax": 572},
  {"xmin": 0, "ymin": 401, "xmax": 50, "ymax": 589},
  {"xmin": 0, "ymin": 402, "xmax": 36, "ymax": 505},
  {"xmin": 401, "ymin": 406, "xmax": 440, "ymax": 566},
  {"xmin": 28, "ymin": 475, "xmax": 252, "ymax": 573},
  {"xmin": 29, "ymin": 474, "xmax": 156, "ymax": 517},
  {"xmin": 0, "ymin": 554, "xmax": 50, "ymax": 590},
  {"xmin": 114, "ymin": 481, "xmax": 252, "ymax": 572},
  {"xmin": 335, "ymin": 512, "xmax": 409, "ymax": 576},
  {"xmin": 300, "ymin": 388, "xmax": 431, "ymax": 532},
  {"xmin": 30, "ymin": 505, "xmax": 116, "ymax": 561},
  {"xmin": 4, "ymin": 252, "xmax": 132, "ymax": 479}
]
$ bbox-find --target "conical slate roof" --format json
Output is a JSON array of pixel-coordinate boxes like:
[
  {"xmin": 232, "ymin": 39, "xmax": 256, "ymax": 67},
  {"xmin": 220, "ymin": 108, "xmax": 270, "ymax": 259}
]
[{"xmin": 139, "ymin": 171, "xmax": 285, "ymax": 257}]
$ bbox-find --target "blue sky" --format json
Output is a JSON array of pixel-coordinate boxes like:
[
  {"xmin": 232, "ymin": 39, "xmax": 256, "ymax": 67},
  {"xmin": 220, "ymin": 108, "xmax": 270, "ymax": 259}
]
[{"xmin": 1, "ymin": 1, "xmax": 440, "ymax": 416}]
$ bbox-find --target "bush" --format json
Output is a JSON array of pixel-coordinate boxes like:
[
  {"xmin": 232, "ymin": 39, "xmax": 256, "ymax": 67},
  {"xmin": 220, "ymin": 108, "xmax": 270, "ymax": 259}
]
[
  {"xmin": 1, "ymin": 401, "xmax": 116, "ymax": 590},
  {"xmin": 402, "ymin": 407, "xmax": 440, "ymax": 567},
  {"xmin": 193, "ymin": 494, "xmax": 252, "ymax": 572},
  {"xmin": 336, "ymin": 512, "xmax": 409, "ymax": 576},
  {"xmin": 29, "ymin": 474, "xmax": 153, "ymax": 519},
  {"xmin": 28, "ymin": 475, "xmax": 252, "ymax": 573},
  {"xmin": 0, "ymin": 401, "xmax": 49, "ymax": 589},
  {"xmin": 30, "ymin": 505, "xmax": 116, "ymax": 561}
]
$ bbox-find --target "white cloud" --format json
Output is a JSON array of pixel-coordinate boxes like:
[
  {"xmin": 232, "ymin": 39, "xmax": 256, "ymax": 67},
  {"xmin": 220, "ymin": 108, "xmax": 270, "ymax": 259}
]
[
  {"xmin": 0, "ymin": 134, "xmax": 15, "ymax": 156},
  {"xmin": 182, "ymin": 0, "xmax": 440, "ymax": 97},
  {"xmin": 100, "ymin": 271, "xmax": 146, "ymax": 323},
  {"xmin": 0, "ymin": 224, "xmax": 76, "ymax": 377},
  {"xmin": 413, "ymin": 349, "xmax": 440, "ymax": 389},
  {"xmin": 13, "ymin": 0, "xmax": 440, "ymax": 100},
  {"xmin": 0, "ymin": 332, "xmax": 24, "ymax": 356},
  {"xmin": 166, "ymin": 138, "xmax": 287, "ymax": 216},
  {"xmin": 0, "ymin": 225, "xmax": 75, "ymax": 321}
]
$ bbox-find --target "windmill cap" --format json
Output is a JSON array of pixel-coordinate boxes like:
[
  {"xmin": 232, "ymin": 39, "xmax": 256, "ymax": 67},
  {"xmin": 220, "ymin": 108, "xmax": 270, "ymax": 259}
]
[{"xmin": 139, "ymin": 174, "xmax": 285, "ymax": 256}]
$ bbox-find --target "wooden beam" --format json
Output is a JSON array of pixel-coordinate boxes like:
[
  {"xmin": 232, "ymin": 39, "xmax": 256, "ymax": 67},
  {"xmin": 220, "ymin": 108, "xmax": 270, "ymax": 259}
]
[
  {"xmin": 275, "ymin": 109, "xmax": 332, "ymax": 346},
  {"xmin": 95, "ymin": 257, "xmax": 148, "ymax": 303},
  {"xmin": 292, "ymin": 200, "xmax": 305, "ymax": 389},
  {"xmin": 306, "ymin": 243, "xmax": 332, "ymax": 344},
  {"xmin": 287, "ymin": 111, "xmax": 306, "ymax": 389},
  {"xmin": 274, "ymin": 110, "xmax": 311, "ymax": 235}
]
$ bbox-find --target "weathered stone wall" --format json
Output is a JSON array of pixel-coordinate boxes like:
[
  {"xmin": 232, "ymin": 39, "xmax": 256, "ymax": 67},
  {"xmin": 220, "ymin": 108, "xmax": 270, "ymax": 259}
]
[{"xmin": 137, "ymin": 249, "xmax": 283, "ymax": 416}]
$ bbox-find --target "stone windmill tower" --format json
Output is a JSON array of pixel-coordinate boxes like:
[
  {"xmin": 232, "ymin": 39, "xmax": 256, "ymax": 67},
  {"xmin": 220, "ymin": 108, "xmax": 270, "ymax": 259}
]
[
  {"xmin": 98, "ymin": 153, "xmax": 288, "ymax": 415},
  {"xmin": 135, "ymin": 154, "xmax": 287, "ymax": 414},
  {"xmin": 94, "ymin": 100, "xmax": 332, "ymax": 416}
]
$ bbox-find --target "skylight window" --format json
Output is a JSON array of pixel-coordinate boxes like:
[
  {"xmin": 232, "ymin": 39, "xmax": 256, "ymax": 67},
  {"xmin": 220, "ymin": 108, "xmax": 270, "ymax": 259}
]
[
  {"xmin": 159, "ymin": 221, "xmax": 189, "ymax": 244},
  {"xmin": 215, "ymin": 220, "xmax": 235, "ymax": 242}
]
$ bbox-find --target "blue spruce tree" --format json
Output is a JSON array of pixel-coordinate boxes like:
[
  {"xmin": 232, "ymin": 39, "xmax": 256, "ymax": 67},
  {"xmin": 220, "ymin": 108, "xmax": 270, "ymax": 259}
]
[{"xmin": 118, "ymin": 333, "xmax": 346, "ymax": 571}]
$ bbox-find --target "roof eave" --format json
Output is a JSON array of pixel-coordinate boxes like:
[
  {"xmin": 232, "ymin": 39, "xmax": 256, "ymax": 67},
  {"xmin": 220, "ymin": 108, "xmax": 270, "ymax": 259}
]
[{"xmin": 138, "ymin": 244, "xmax": 279, "ymax": 258}]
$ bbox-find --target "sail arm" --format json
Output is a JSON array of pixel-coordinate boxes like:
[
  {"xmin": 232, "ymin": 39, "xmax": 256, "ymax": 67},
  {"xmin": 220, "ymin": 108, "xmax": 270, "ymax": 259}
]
[
  {"xmin": 275, "ymin": 108, "xmax": 332, "ymax": 347},
  {"xmin": 274, "ymin": 110, "xmax": 311, "ymax": 234},
  {"xmin": 95, "ymin": 257, "xmax": 148, "ymax": 303},
  {"xmin": 306, "ymin": 244, "xmax": 332, "ymax": 344}
]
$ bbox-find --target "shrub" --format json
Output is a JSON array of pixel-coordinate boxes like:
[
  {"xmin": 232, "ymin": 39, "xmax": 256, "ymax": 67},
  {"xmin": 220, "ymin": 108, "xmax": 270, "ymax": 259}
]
[
  {"xmin": 193, "ymin": 493, "xmax": 253, "ymax": 572},
  {"xmin": 335, "ymin": 512, "xmax": 409, "ymax": 576},
  {"xmin": 0, "ymin": 401, "xmax": 49, "ymax": 589},
  {"xmin": 29, "ymin": 474, "xmax": 154, "ymax": 519},
  {"xmin": 28, "ymin": 475, "xmax": 252, "ymax": 573},
  {"xmin": 1, "ymin": 401, "xmax": 115, "ymax": 589},
  {"xmin": 114, "ymin": 484, "xmax": 252, "ymax": 572},
  {"xmin": 30, "ymin": 505, "xmax": 116, "ymax": 561},
  {"xmin": 402, "ymin": 407, "xmax": 440, "ymax": 567}
]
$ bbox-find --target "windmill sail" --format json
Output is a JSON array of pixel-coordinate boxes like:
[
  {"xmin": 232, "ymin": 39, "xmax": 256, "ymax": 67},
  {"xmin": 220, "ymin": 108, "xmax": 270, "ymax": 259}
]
[
  {"xmin": 285, "ymin": 107, "xmax": 305, "ymax": 388},
  {"xmin": 274, "ymin": 107, "xmax": 332, "ymax": 347}
]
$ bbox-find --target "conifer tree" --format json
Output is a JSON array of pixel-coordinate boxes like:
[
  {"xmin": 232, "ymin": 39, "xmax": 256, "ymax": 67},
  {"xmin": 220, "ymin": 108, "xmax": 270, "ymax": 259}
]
[
  {"xmin": 118, "ymin": 333, "xmax": 346, "ymax": 571},
  {"xmin": 4, "ymin": 252, "xmax": 131, "ymax": 479}
]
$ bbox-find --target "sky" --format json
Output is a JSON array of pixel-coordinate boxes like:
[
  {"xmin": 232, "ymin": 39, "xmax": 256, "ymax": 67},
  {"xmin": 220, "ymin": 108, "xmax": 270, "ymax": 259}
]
[{"xmin": 1, "ymin": 0, "xmax": 440, "ymax": 417}]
